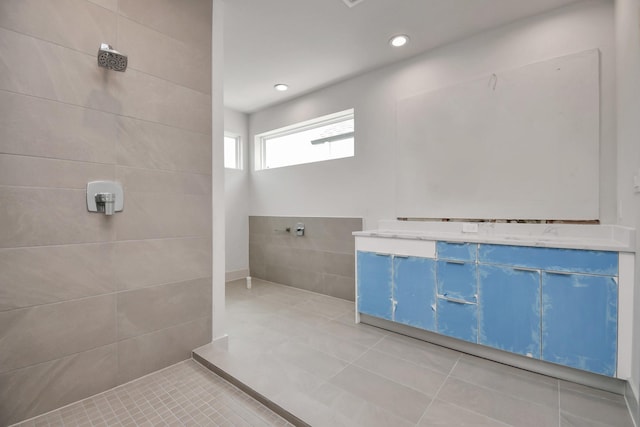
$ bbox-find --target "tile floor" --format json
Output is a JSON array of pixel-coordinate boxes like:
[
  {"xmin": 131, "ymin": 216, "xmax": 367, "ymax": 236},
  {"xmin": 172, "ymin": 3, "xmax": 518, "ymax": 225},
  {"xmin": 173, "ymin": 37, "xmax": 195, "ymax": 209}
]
[
  {"xmin": 194, "ymin": 278, "xmax": 635, "ymax": 427},
  {"xmin": 12, "ymin": 359, "xmax": 293, "ymax": 427}
]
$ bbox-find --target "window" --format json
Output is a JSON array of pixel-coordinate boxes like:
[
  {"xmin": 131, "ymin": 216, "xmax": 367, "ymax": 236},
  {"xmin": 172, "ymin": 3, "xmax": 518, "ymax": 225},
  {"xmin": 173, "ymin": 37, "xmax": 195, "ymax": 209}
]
[
  {"xmin": 255, "ymin": 109, "xmax": 354, "ymax": 170},
  {"xmin": 224, "ymin": 133, "xmax": 242, "ymax": 169}
]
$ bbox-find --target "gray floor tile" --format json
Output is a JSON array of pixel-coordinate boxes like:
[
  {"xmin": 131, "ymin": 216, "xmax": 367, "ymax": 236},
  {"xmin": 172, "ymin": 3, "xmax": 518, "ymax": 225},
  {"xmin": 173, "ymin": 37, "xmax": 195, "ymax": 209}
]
[
  {"xmin": 309, "ymin": 382, "xmax": 415, "ymax": 427},
  {"xmin": 13, "ymin": 360, "xmax": 292, "ymax": 427},
  {"xmin": 329, "ymin": 364, "xmax": 432, "ymax": 423},
  {"xmin": 450, "ymin": 355, "xmax": 559, "ymax": 408},
  {"xmin": 372, "ymin": 333, "xmax": 462, "ymax": 375},
  {"xmin": 354, "ymin": 349, "xmax": 448, "ymax": 396},
  {"xmin": 437, "ymin": 377, "xmax": 559, "ymax": 427},
  {"xmin": 560, "ymin": 411, "xmax": 617, "ymax": 427},
  {"xmin": 559, "ymin": 384, "xmax": 634, "ymax": 427},
  {"xmin": 418, "ymin": 399, "xmax": 511, "ymax": 426},
  {"xmin": 269, "ymin": 340, "xmax": 349, "ymax": 380}
]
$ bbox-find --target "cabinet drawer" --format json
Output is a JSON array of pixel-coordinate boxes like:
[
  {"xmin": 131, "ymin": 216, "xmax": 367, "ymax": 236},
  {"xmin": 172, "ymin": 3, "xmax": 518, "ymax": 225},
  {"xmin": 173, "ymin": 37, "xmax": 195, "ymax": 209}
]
[
  {"xmin": 436, "ymin": 260, "xmax": 477, "ymax": 302},
  {"xmin": 437, "ymin": 241, "xmax": 477, "ymax": 261},
  {"xmin": 437, "ymin": 297, "xmax": 477, "ymax": 343},
  {"xmin": 479, "ymin": 244, "xmax": 618, "ymax": 276}
]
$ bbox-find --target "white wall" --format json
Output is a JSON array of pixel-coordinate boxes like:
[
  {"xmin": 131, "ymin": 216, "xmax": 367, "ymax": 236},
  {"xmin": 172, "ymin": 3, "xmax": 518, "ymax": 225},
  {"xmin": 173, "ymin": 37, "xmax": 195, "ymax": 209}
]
[
  {"xmin": 616, "ymin": 0, "xmax": 640, "ymax": 414},
  {"xmin": 224, "ymin": 107, "xmax": 250, "ymax": 279},
  {"xmin": 248, "ymin": 0, "xmax": 616, "ymax": 228}
]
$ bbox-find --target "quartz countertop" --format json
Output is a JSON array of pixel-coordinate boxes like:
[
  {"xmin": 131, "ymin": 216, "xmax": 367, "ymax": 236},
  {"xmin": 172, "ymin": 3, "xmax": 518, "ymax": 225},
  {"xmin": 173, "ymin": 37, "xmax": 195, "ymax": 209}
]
[{"xmin": 353, "ymin": 221, "xmax": 635, "ymax": 252}]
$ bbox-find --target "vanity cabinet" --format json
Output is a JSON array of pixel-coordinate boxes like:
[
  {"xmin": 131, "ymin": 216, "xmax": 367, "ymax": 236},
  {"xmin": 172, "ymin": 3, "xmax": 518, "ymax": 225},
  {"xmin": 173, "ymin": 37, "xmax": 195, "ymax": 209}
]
[{"xmin": 356, "ymin": 239, "xmax": 622, "ymax": 377}]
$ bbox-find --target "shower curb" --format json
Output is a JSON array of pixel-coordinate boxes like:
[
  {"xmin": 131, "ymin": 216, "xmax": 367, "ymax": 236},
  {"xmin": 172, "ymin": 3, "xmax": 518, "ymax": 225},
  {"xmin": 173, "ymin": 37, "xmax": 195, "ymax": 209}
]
[{"xmin": 191, "ymin": 352, "xmax": 310, "ymax": 427}]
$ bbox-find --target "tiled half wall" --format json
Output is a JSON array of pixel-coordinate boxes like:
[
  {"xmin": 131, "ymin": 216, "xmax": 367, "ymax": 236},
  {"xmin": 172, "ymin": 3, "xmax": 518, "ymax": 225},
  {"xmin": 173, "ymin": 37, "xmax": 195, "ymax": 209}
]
[
  {"xmin": 249, "ymin": 216, "xmax": 363, "ymax": 301},
  {"xmin": 0, "ymin": 0, "xmax": 213, "ymax": 424}
]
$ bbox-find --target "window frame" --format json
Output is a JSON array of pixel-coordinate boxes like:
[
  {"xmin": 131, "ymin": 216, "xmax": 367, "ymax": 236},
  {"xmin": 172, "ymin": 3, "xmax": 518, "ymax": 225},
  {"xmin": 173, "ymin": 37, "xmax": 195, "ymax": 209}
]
[
  {"xmin": 224, "ymin": 132, "xmax": 243, "ymax": 170},
  {"xmin": 254, "ymin": 108, "xmax": 354, "ymax": 170}
]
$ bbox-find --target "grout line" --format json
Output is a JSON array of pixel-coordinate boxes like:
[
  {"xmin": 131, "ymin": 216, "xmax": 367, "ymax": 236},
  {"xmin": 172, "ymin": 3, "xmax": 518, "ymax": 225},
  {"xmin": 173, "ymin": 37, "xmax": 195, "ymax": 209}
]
[
  {"xmin": 416, "ymin": 357, "xmax": 460, "ymax": 425},
  {"xmin": 0, "ymin": 275, "xmax": 211, "ymax": 314},
  {"xmin": 558, "ymin": 379, "xmax": 562, "ymax": 427},
  {"xmin": 0, "ymin": 85, "xmax": 211, "ymax": 137}
]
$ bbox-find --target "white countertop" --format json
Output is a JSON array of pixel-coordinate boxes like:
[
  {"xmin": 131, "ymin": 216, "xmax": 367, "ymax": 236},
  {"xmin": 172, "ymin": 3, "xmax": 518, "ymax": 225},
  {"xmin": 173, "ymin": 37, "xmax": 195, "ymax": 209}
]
[{"xmin": 353, "ymin": 221, "xmax": 636, "ymax": 252}]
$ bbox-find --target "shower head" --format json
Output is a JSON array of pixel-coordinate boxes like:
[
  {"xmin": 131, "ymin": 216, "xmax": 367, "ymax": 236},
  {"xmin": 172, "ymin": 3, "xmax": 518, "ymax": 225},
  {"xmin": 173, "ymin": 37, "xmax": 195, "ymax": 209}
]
[{"xmin": 97, "ymin": 43, "xmax": 127, "ymax": 72}]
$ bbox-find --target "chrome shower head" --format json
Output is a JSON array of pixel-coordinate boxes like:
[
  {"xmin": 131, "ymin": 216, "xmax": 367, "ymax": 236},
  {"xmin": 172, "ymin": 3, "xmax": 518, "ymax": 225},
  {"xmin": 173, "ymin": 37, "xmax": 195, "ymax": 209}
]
[{"xmin": 97, "ymin": 43, "xmax": 128, "ymax": 72}]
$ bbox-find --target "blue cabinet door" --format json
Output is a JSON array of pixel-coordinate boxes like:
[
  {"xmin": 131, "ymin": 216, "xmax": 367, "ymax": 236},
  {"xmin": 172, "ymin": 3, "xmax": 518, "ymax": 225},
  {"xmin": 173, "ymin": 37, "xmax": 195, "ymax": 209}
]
[
  {"xmin": 393, "ymin": 256, "xmax": 436, "ymax": 332},
  {"xmin": 542, "ymin": 272, "xmax": 618, "ymax": 376},
  {"xmin": 437, "ymin": 298, "xmax": 477, "ymax": 343},
  {"xmin": 478, "ymin": 265, "xmax": 541, "ymax": 358},
  {"xmin": 436, "ymin": 260, "xmax": 477, "ymax": 302},
  {"xmin": 479, "ymin": 244, "xmax": 618, "ymax": 276},
  {"xmin": 437, "ymin": 242, "xmax": 477, "ymax": 262},
  {"xmin": 357, "ymin": 251, "xmax": 393, "ymax": 320}
]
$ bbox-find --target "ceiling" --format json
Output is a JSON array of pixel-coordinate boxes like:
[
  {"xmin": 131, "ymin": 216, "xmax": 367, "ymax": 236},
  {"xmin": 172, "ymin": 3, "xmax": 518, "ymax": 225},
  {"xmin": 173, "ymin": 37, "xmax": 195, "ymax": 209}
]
[{"xmin": 223, "ymin": 0, "xmax": 580, "ymax": 113}]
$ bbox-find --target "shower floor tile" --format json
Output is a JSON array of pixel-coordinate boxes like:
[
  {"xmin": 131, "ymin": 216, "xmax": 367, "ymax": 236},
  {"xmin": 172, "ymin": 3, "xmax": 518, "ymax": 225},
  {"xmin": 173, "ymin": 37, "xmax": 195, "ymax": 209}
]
[
  {"xmin": 12, "ymin": 359, "xmax": 293, "ymax": 427},
  {"xmin": 194, "ymin": 278, "xmax": 635, "ymax": 427}
]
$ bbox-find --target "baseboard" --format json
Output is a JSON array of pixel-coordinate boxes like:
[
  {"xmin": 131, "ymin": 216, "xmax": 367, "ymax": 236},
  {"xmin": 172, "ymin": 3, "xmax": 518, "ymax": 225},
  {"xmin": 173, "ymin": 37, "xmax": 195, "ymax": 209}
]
[
  {"xmin": 626, "ymin": 381, "xmax": 639, "ymax": 427},
  {"xmin": 225, "ymin": 269, "xmax": 249, "ymax": 282}
]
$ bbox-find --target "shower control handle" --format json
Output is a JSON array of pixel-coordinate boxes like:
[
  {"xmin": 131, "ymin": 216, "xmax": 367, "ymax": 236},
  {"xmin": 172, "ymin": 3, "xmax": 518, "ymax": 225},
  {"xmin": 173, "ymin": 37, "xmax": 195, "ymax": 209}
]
[
  {"xmin": 87, "ymin": 181, "xmax": 124, "ymax": 215},
  {"xmin": 95, "ymin": 192, "xmax": 116, "ymax": 215}
]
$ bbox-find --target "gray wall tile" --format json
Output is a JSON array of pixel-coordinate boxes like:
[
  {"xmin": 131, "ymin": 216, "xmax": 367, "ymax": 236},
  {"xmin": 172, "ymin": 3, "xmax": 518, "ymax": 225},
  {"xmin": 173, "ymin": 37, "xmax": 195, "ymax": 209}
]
[
  {"xmin": 0, "ymin": 28, "xmax": 211, "ymax": 134},
  {"xmin": 0, "ymin": 344, "xmax": 117, "ymax": 426},
  {"xmin": 0, "ymin": 295, "xmax": 117, "ymax": 373},
  {"xmin": 0, "ymin": 187, "xmax": 115, "ymax": 248},
  {"xmin": 0, "ymin": 243, "xmax": 115, "ymax": 311},
  {"xmin": 114, "ymin": 192, "xmax": 211, "ymax": 240},
  {"xmin": 113, "ymin": 238, "xmax": 211, "ymax": 291},
  {"xmin": 249, "ymin": 216, "xmax": 362, "ymax": 300},
  {"xmin": 0, "ymin": 28, "xmax": 111, "ymax": 107},
  {"xmin": 87, "ymin": 0, "xmax": 117, "ymax": 11},
  {"xmin": 324, "ymin": 273, "xmax": 355, "ymax": 302},
  {"xmin": 114, "ymin": 65, "xmax": 212, "ymax": 134},
  {"xmin": 118, "ymin": 0, "xmax": 212, "ymax": 48},
  {"xmin": 117, "ymin": 316, "xmax": 211, "ymax": 384},
  {"xmin": 0, "ymin": 0, "xmax": 212, "ymax": 422},
  {"xmin": 0, "ymin": 0, "xmax": 116, "ymax": 55},
  {"xmin": 0, "ymin": 91, "xmax": 117, "ymax": 164},
  {"xmin": 117, "ymin": 278, "xmax": 212, "ymax": 339},
  {"xmin": 0, "ymin": 154, "xmax": 115, "ymax": 189},
  {"xmin": 118, "ymin": 17, "xmax": 211, "ymax": 94},
  {"xmin": 323, "ymin": 252, "xmax": 355, "ymax": 278},
  {"xmin": 116, "ymin": 115, "xmax": 211, "ymax": 174},
  {"xmin": 116, "ymin": 166, "xmax": 211, "ymax": 196}
]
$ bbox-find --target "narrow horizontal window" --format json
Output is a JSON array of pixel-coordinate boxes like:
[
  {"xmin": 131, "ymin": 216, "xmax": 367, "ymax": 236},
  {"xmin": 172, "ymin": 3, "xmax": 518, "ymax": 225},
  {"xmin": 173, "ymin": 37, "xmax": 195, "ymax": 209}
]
[
  {"xmin": 255, "ymin": 109, "xmax": 354, "ymax": 170},
  {"xmin": 224, "ymin": 133, "xmax": 242, "ymax": 169}
]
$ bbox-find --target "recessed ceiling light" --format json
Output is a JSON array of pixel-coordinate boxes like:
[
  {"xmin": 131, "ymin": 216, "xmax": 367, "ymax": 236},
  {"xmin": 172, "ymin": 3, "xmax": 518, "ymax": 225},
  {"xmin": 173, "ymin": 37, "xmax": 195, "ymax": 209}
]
[
  {"xmin": 274, "ymin": 83, "xmax": 289, "ymax": 91},
  {"xmin": 389, "ymin": 34, "xmax": 409, "ymax": 47}
]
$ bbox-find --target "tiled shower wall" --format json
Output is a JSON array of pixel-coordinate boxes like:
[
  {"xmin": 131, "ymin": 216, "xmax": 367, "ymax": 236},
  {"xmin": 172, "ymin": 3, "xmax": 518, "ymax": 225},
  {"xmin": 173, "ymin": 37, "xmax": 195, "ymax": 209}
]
[
  {"xmin": 0, "ymin": 1, "xmax": 213, "ymax": 425},
  {"xmin": 249, "ymin": 216, "xmax": 362, "ymax": 301}
]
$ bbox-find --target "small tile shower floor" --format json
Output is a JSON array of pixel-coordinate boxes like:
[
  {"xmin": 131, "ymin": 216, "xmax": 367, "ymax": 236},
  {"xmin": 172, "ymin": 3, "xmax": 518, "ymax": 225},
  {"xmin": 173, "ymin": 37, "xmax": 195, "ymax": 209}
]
[
  {"xmin": 13, "ymin": 359, "xmax": 293, "ymax": 427},
  {"xmin": 195, "ymin": 278, "xmax": 634, "ymax": 427}
]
